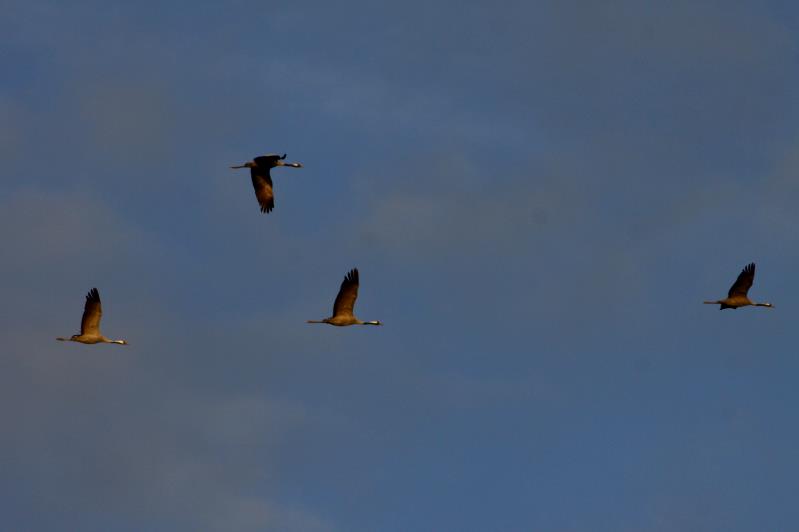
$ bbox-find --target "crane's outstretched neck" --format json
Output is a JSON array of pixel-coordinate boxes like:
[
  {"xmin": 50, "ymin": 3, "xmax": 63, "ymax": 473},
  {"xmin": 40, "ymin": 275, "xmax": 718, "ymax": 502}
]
[
  {"xmin": 362, "ymin": 321, "xmax": 382, "ymax": 326},
  {"xmin": 110, "ymin": 339, "xmax": 129, "ymax": 345},
  {"xmin": 755, "ymin": 302, "xmax": 774, "ymax": 308}
]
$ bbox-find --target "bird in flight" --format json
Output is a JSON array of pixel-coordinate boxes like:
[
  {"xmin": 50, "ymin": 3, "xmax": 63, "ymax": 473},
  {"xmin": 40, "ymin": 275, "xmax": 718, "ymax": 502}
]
[
  {"xmin": 307, "ymin": 268, "xmax": 383, "ymax": 326},
  {"xmin": 703, "ymin": 262, "xmax": 774, "ymax": 310},
  {"xmin": 230, "ymin": 153, "xmax": 303, "ymax": 213},
  {"xmin": 57, "ymin": 288, "xmax": 129, "ymax": 344}
]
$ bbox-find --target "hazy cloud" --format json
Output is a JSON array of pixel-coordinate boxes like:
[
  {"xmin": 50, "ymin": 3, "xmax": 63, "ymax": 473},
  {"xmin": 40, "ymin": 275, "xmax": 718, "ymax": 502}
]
[{"xmin": 3, "ymin": 0, "xmax": 799, "ymax": 531}]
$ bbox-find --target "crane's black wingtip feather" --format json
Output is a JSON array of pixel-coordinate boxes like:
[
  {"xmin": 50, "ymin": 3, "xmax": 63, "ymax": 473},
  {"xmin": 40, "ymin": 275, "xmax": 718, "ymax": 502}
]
[
  {"xmin": 342, "ymin": 268, "xmax": 359, "ymax": 285},
  {"xmin": 86, "ymin": 287, "xmax": 100, "ymax": 302}
]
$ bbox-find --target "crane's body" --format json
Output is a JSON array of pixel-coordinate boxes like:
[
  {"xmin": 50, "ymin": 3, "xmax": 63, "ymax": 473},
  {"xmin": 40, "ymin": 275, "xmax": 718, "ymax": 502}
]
[
  {"xmin": 59, "ymin": 334, "xmax": 127, "ymax": 345},
  {"xmin": 307, "ymin": 316, "xmax": 382, "ymax": 327}
]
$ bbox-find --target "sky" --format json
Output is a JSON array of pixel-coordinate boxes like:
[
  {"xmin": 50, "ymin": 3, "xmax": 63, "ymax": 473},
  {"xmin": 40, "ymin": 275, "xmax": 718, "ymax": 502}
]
[{"xmin": 2, "ymin": 1, "xmax": 799, "ymax": 530}]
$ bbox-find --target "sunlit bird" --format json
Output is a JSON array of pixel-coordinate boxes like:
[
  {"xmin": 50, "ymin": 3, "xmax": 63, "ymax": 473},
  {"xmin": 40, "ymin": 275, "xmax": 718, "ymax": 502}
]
[
  {"xmin": 703, "ymin": 262, "xmax": 774, "ymax": 310},
  {"xmin": 307, "ymin": 268, "xmax": 383, "ymax": 326},
  {"xmin": 230, "ymin": 153, "xmax": 303, "ymax": 214},
  {"xmin": 56, "ymin": 288, "xmax": 129, "ymax": 345}
]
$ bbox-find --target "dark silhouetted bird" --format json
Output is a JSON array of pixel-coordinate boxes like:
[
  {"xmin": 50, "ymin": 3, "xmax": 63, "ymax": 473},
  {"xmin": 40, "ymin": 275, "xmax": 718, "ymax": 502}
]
[{"xmin": 231, "ymin": 153, "xmax": 303, "ymax": 213}]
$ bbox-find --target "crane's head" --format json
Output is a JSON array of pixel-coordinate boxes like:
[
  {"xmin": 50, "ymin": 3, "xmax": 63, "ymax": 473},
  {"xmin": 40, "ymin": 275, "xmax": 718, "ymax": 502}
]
[{"xmin": 276, "ymin": 160, "xmax": 303, "ymax": 168}]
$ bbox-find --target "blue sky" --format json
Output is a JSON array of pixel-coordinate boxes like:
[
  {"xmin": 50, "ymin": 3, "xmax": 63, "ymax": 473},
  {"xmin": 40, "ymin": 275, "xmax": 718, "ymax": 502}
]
[{"xmin": 3, "ymin": 1, "xmax": 799, "ymax": 530}]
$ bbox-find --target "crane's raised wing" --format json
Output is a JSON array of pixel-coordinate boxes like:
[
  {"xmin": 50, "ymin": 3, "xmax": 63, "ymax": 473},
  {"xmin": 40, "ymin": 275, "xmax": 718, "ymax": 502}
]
[
  {"xmin": 80, "ymin": 288, "xmax": 103, "ymax": 335},
  {"xmin": 332, "ymin": 268, "xmax": 359, "ymax": 318},
  {"xmin": 728, "ymin": 263, "xmax": 755, "ymax": 298},
  {"xmin": 250, "ymin": 166, "xmax": 274, "ymax": 213}
]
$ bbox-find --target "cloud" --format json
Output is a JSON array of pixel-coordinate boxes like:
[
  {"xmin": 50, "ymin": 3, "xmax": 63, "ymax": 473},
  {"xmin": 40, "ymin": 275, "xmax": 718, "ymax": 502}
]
[
  {"xmin": 75, "ymin": 80, "xmax": 177, "ymax": 161},
  {"xmin": 0, "ymin": 187, "xmax": 339, "ymax": 532},
  {"xmin": 0, "ymin": 187, "xmax": 142, "ymax": 272},
  {"xmin": 358, "ymin": 151, "xmax": 590, "ymax": 260},
  {"xmin": 0, "ymin": 96, "xmax": 28, "ymax": 163},
  {"xmin": 0, "ymin": 373, "xmax": 334, "ymax": 531}
]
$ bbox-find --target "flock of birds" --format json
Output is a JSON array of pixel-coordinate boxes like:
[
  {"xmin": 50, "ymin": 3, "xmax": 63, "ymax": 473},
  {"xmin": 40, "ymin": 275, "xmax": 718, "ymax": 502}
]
[
  {"xmin": 55, "ymin": 153, "xmax": 771, "ymax": 346},
  {"xmin": 56, "ymin": 153, "xmax": 383, "ymax": 346}
]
